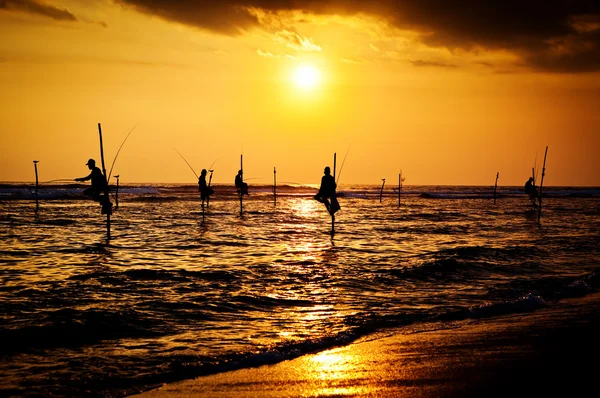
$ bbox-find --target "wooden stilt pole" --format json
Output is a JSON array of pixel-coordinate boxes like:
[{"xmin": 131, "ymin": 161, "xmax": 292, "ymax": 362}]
[
  {"xmin": 33, "ymin": 160, "xmax": 39, "ymax": 211},
  {"xmin": 537, "ymin": 146, "xmax": 548, "ymax": 223},
  {"xmin": 332, "ymin": 153, "xmax": 336, "ymax": 235},
  {"xmin": 115, "ymin": 175, "xmax": 120, "ymax": 209},
  {"xmin": 398, "ymin": 171, "xmax": 402, "ymax": 207},
  {"xmin": 98, "ymin": 123, "xmax": 110, "ymax": 239},
  {"xmin": 207, "ymin": 170, "xmax": 213, "ymax": 209},
  {"xmin": 273, "ymin": 167, "xmax": 277, "ymax": 207},
  {"xmin": 380, "ymin": 178, "xmax": 385, "ymax": 203},
  {"xmin": 239, "ymin": 154, "xmax": 243, "ymax": 217},
  {"xmin": 494, "ymin": 172, "xmax": 499, "ymax": 204}
]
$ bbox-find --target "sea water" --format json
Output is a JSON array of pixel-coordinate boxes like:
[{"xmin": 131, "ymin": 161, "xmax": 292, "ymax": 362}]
[{"xmin": 1, "ymin": 184, "xmax": 599, "ymax": 397}]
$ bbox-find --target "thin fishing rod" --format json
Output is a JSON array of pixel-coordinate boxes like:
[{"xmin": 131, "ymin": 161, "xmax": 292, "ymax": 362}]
[
  {"xmin": 174, "ymin": 148, "xmax": 199, "ymax": 179},
  {"xmin": 108, "ymin": 124, "xmax": 137, "ymax": 183},
  {"xmin": 336, "ymin": 146, "xmax": 350, "ymax": 184},
  {"xmin": 41, "ymin": 179, "xmax": 76, "ymax": 184},
  {"xmin": 208, "ymin": 157, "xmax": 218, "ymax": 172}
]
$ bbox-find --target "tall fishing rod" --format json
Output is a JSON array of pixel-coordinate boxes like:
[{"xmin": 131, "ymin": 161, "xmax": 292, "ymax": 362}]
[
  {"xmin": 174, "ymin": 148, "xmax": 198, "ymax": 179},
  {"xmin": 107, "ymin": 124, "xmax": 136, "ymax": 183},
  {"xmin": 336, "ymin": 146, "xmax": 350, "ymax": 185}
]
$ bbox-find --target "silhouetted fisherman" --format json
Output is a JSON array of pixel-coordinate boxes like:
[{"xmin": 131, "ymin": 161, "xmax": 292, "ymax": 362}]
[
  {"xmin": 75, "ymin": 158, "xmax": 112, "ymax": 214},
  {"xmin": 235, "ymin": 169, "xmax": 249, "ymax": 196},
  {"xmin": 315, "ymin": 166, "xmax": 340, "ymax": 217},
  {"xmin": 524, "ymin": 177, "xmax": 538, "ymax": 207},
  {"xmin": 198, "ymin": 169, "xmax": 214, "ymax": 204}
]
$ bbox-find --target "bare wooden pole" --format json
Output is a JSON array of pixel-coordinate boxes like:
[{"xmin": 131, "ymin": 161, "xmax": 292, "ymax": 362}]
[
  {"xmin": 239, "ymin": 154, "xmax": 243, "ymax": 217},
  {"xmin": 398, "ymin": 171, "xmax": 402, "ymax": 207},
  {"xmin": 273, "ymin": 167, "xmax": 277, "ymax": 207},
  {"xmin": 33, "ymin": 160, "xmax": 39, "ymax": 211},
  {"xmin": 115, "ymin": 175, "xmax": 120, "ymax": 209},
  {"xmin": 98, "ymin": 123, "xmax": 110, "ymax": 239},
  {"xmin": 494, "ymin": 172, "xmax": 499, "ymax": 204},
  {"xmin": 207, "ymin": 169, "xmax": 213, "ymax": 209},
  {"xmin": 537, "ymin": 146, "xmax": 548, "ymax": 223},
  {"xmin": 379, "ymin": 178, "xmax": 385, "ymax": 203},
  {"xmin": 332, "ymin": 153, "xmax": 336, "ymax": 234}
]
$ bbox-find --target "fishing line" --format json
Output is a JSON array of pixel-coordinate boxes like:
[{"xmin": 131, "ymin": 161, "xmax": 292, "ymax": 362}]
[
  {"xmin": 108, "ymin": 124, "xmax": 137, "ymax": 183},
  {"xmin": 208, "ymin": 157, "xmax": 218, "ymax": 171},
  {"xmin": 40, "ymin": 179, "xmax": 75, "ymax": 184},
  {"xmin": 336, "ymin": 145, "xmax": 350, "ymax": 184},
  {"xmin": 174, "ymin": 148, "xmax": 199, "ymax": 179}
]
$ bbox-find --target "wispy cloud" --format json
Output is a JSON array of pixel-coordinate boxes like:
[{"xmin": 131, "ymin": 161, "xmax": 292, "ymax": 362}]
[
  {"xmin": 410, "ymin": 59, "xmax": 457, "ymax": 68},
  {"xmin": 274, "ymin": 30, "xmax": 321, "ymax": 52},
  {"xmin": 1, "ymin": 0, "xmax": 77, "ymax": 22},
  {"xmin": 257, "ymin": 49, "xmax": 276, "ymax": 58}
]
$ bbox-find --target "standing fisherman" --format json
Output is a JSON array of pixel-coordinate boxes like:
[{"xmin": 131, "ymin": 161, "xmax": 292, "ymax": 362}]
[
  {"xmin": 314, "ymin": 166, "xmax": 340, "ymax": 217},
  {"xmin": 75, "ymin": 158, "xmax": 112, "ymax": 214},
  {"xmin": 198, "ymin": 169, "xmax": 214, "ymax": 208}
]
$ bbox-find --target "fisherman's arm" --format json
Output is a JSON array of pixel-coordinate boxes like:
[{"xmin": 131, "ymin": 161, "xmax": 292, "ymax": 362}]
[{"xmin": 75, "ymin": 173, "xmax": 92, "ymax": 182}]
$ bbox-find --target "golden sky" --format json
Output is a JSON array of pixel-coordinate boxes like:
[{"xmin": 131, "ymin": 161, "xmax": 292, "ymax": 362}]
[{"xmin": 1, "ymin": 0, "xmax": 599, "ymax": 186}]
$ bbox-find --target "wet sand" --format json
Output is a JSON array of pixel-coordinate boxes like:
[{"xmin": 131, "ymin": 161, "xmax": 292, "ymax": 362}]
[{"xmin": 131, "ymin": 293, "xmax": 600, "ymax": 397}]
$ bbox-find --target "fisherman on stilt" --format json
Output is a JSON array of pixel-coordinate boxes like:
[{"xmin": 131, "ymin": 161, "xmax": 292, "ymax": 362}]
[
  {"xmin": 75, "ymin": 158, "xmax": 112, "ymax": 214},
  {"xmin": 524, "ymin": 176, "xmax": 538, "ymax": 208},
  {"xmin": 314, "ymin": 166, "xmax": 340, "ymax": 218},
  {"xmin": 198, "ymin": 168, "xmax": 214, "ymax": 210},
  {"xmin": 235, "ymin": 169, "xmax": 249, "ymax": 196}
]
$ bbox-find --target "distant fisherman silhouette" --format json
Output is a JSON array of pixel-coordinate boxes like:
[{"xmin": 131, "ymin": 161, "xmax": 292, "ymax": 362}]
[
  {"xmin": 235, "ymin": 170, "xmax": 249, "ymax": 196},
  {"xmin": 314, "ymin": 166, "xmax": 340, "ymax": 217},
  {"xmin": 198, "ymin": 169, "xmax": 214, "ymax": 203},
  {"xmin": 524, "ymin": 177, "xmax": 538, "ymax": 207},
  {"xmin": 75, "ymin": 159, "xmax": 112, "ymax": 214}
]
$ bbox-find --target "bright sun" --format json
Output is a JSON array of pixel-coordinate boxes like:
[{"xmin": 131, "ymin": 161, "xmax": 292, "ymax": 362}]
[{"xmin": 293, "ymin": 64, "xmax": 320, "ymax": 89}]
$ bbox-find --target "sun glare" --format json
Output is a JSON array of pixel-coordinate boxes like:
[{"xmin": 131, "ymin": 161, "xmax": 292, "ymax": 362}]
[{"xmin": 293, "ymin": 64, "xmax": 320, "ymax": 89}]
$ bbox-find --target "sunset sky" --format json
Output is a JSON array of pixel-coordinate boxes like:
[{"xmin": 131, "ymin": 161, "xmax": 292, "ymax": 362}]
[{"xmin": 1, "ymin": 0, "xmax": 599, "ymax": 186}]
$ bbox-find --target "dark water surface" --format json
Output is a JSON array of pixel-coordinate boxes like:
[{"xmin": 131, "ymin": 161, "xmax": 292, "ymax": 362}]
[{"xmin": 1, "ymin": 184, "xmax": 599, "ymax": 397}]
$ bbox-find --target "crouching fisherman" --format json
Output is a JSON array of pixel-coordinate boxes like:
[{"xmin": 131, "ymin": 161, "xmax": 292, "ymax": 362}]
[
  {"xmin": 524, "ymin": 176, "xmax": 538, "ymax": 208},
  {"xmin": 75, "ymin": 158, "xmax": 112, "ymax": 215},
  {"xmin": 314, "ymin": 166, "xmax": 340, "ymax": 218}
]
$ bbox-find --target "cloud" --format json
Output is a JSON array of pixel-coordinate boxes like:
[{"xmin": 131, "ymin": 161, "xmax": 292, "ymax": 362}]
[
  {"xmin": 274, "ymin": 30, "xmax": 321, "ymax": 52},
  {"xmin": 410, "ymin": 60, "xmax": 457, "ymax": 69},
  {"xmin": 341, "ymin": 57, "xmax": 360, "ymax": 64},
  {"xmin": 257, "ymin": 48, "xmax": 276, "ymax": 58},
  {"xmin": 114, "ymin": 0, "xmax": 600, "ymax": 73},
  {"xmin": 0, "ymin": 0, "xmax": 77, "ymax": 21},
  {"xmin": 369, "ymin": 43, "xmax": 380, "ymax": 52}
]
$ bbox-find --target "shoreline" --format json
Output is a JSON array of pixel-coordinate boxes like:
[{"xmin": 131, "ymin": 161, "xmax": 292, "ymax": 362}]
[{"xmin": 130, "ymin": 293, "xmax": 600, "ymax": 397}]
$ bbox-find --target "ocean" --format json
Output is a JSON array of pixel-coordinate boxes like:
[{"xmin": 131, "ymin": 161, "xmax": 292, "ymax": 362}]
[{"xmin": 1, "ymin": 183, "xmax": 599, "ymax": 397}]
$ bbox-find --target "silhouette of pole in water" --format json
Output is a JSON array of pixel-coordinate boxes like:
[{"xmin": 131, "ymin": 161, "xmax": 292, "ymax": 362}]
[
  {"xmin": 273, "ymin": 167, "xmax": 277, "ymax": 207},
  {"xmin": 379, "ymin": 178, "xmax": 385, "ymax": 203},
  {"xmin": 207, "ymin": 169, "xmax": 214, "ymax": 209},
  {"xmin": 115, "ymin": 175, "xmax": 120, "ymax": 209},
  {"xmin": 33, "ymin": 160, "xmax": 39, "ymax": 211},
  {"xmin": 332, "ymin": 152, "xmax": 336, "ymax": 235},
  {"xmin": 239, "ymin": 154, "xmax": 243, "ymax": 217},
  {"xmin": 538, "ymin": 146, "xmax": 548, "ymax": 223},
  {"xmin": 494, "ymin": 172, "xmax": 499, "ymax": 204},
  {"xmin": 393, "ymin": 170, "xmax": 404, "ymax": 207},
  {"xmin": 97, "ymin": 123, "xmax": 110, "ymax": 239}
]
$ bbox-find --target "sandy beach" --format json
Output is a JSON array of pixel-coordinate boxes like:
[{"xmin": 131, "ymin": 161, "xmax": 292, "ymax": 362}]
[{"xmin": 130, "ymin": 293, "xmax": 600, "ymax": 398}]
